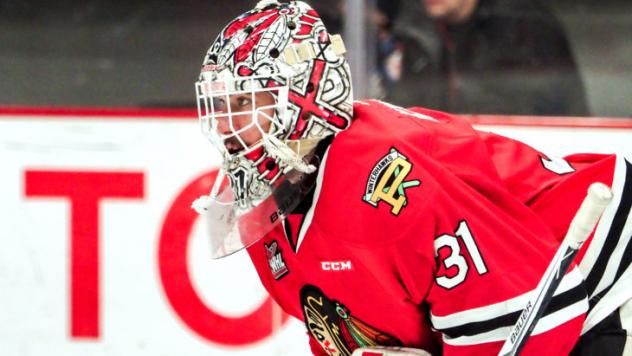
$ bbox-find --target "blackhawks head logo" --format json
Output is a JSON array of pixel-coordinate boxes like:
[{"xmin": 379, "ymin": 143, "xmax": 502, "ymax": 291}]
[
  {"xmin": 363, "ymin": 147, "xmax": 421, "ymax": 215},
  {"xmin": 300, "ymin": 285, "xmax": 402, "ymax": 355}
]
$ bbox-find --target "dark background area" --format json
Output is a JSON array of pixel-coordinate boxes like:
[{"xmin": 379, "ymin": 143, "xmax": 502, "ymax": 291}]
[{"xmin": 1, "ymin": 0, "xmax": 631, "ymax": 116}]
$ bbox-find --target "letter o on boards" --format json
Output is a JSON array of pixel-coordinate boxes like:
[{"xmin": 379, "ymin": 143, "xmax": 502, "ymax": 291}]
[{"xmin": 158, "ymin": 170, "xmax": 289, "ymax": 345}]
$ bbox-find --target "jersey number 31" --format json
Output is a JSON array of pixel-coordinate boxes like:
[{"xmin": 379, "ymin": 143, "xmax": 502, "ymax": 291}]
[{"xmin": 434, "ymin": 220, "xmax": 488, "ymax": 289}]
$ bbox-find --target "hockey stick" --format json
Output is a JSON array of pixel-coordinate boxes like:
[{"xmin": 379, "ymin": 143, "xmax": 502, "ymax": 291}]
[{"xmin": 498, "ymin": 182, "xmax": 613, "ymax": 356}]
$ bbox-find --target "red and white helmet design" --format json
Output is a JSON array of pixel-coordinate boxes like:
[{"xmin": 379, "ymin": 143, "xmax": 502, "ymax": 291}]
[{"xmin": 196, "ymin": 0, "xmax": 353, "ymax": 210}]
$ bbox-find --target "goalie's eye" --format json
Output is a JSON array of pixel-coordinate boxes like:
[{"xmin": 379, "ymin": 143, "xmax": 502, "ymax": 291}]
[
  {"xmin": 212, "ymin": 95, "xmax": 253, "ymax": 113},
  {"xmin": 212, "ymin": 97, "xmax": 227, "ymax": 111},
  {"xmin": 235, "ymin": 96, "xmax": 251, "ymax": 108}
]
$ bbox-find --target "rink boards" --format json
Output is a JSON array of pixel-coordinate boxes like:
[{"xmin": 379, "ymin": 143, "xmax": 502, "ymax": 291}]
[{"xmin": 0, "ymin": 107, "xmax": 630, "ymax": 356}]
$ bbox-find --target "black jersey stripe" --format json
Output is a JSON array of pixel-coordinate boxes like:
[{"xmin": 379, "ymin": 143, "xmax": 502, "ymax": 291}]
[
  {"xmin": 588, "ymin": 212, "xmax": 632, "ymax": 311},
  {"xmin": 615, "ymin": 227, "xmax": 632, "ymax": 280},
  {"xmin": 438, "ymin": 283, "xmax": 587, "ymax": 338},
  {"xmin": 584, "ymin": 159, "xmax": 632, "ymax": 298},
  {"xmin": 614, "ymin": 162, "xmax": 632, "ymax": 281},
  {"xmin": 282, "ymin": 219, "xmax": 296, "ymax": 251}
]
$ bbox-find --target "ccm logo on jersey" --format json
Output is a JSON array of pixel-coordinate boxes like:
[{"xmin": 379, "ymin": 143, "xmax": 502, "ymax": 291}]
[{"xmin": 321, "ymin": 261, "xmax": 353, "ymax": 271}]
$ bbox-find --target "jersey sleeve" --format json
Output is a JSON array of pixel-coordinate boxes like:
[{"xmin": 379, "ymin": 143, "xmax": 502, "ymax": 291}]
[
  {"xmin": 321, "ymin": 103, "xmax": 590, "ymax": 354},
  {"xmin": 386, "ymin": 132, "xmax": 588, "ymax": 355}
]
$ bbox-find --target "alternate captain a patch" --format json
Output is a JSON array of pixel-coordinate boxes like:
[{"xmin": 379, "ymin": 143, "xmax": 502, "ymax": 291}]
[
  {"xmin": 300, "ymin": 284, "xmax": 402, "ymax": 356},
  {"xmin": 363, "ymin": 147, "xmax": 421, "ymax": 215},
  {"xmin": 265, "ymin": 241, "xmax": 289, "ymax": 280}
]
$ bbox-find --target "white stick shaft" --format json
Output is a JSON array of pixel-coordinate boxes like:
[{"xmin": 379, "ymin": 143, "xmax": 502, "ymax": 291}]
[{"xmin": 566, "ymin": 183, "xmax": 614, "ymax": 249}]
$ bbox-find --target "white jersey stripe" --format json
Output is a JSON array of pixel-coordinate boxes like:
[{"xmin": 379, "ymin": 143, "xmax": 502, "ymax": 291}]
[
  {"xmin": 442, "ymin": 298, "xmax": 587, "ymax": 346},
  {"xmin": 592, "ymin": 193, "xmax": 632, "ymax": 297},
  {"xmin": 430, "ymin": 267, "xmax": 584, "ymax": 329},
  {"xmin": 295, "ymin": 145, "xmax": 331, "ymax": 253},
  {"xmin": 582, "ymin": 262, "xmax": 632, "ymax": 333},
  {"xmin": 534, "ymin": 298, "xmax": 588, "ymax": 336},
  {"xmin": 442, "ymin": 325, "xmax": 511, "ymax": 346}
]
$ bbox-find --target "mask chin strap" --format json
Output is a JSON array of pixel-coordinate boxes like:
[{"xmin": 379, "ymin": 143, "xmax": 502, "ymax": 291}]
[
  {"xmin": 263, "ymin": 134, "xmax": 317, "ymax": 174},
  {"xmin": 191, "ymin": 136, "xmax": 320, "ymax": 216},
  {"xmin": 191, "ymin": 167, "xmax": 227, "ymax": 215}
]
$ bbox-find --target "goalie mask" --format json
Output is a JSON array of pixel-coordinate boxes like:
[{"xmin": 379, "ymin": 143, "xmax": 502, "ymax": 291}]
[{"xmin": 194, "ymin": 0, "xmax": 353, "ymax": 258}]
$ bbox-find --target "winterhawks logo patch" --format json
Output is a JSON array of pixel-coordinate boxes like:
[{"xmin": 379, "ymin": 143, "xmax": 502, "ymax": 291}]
[
  {"xmin": 265, "ymin": 240, "xmax": 289, "ymax": 280},
  {"xmin": 362, "ymin": 147, "xmax": 420, "ymax": 215}
]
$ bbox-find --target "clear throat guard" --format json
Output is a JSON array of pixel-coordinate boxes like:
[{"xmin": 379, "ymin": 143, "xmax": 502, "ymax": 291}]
[{"xmin": 193, "ymin": 154, "xmax": 320, "ymax": 259}]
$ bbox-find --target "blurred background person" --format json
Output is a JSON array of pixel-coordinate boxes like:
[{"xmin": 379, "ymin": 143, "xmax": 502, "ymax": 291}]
[
  {"xmin": 401, "ymin": 0, "xmax": 590, "ymax": 115},
  {"xmin": 372, "ymin": 0, "xmax": 405, "ymax": 98}
]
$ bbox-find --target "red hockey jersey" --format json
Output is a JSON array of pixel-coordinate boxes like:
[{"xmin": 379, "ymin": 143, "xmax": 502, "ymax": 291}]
[{"xmin": 244, "ymin": 100, "xmax": 629, "ymax": 355}]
